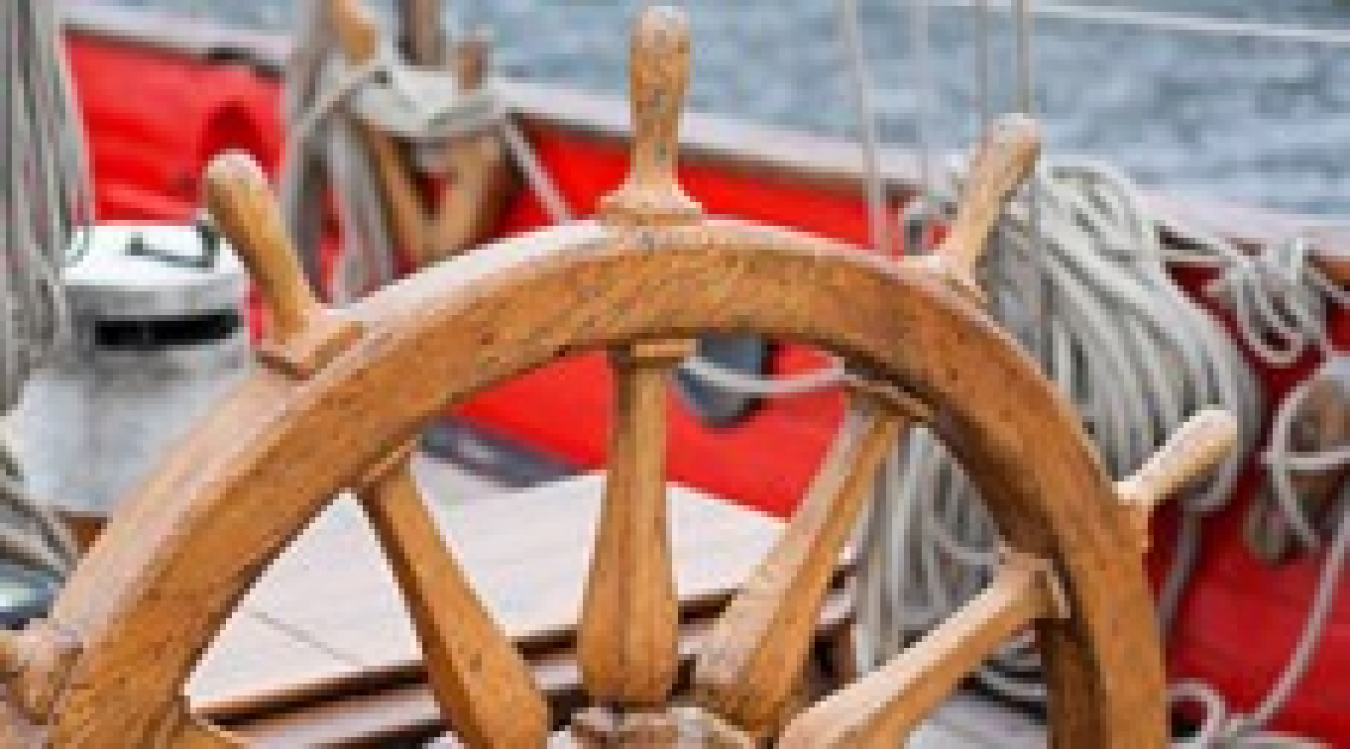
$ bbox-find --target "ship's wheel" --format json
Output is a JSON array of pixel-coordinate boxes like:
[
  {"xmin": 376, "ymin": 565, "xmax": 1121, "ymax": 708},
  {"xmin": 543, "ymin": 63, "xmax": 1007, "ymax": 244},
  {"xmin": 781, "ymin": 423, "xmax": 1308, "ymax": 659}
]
[{"xmin": 0, "ymin": 7, "xmax": 1234, "ymax": 748}]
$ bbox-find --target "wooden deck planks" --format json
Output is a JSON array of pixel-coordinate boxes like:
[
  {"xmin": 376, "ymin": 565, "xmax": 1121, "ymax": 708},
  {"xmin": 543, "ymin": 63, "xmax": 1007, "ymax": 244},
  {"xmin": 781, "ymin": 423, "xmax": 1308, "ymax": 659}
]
[{"xmin": 187, "ymin": 467, "xmax": 786, "ymax": 721}]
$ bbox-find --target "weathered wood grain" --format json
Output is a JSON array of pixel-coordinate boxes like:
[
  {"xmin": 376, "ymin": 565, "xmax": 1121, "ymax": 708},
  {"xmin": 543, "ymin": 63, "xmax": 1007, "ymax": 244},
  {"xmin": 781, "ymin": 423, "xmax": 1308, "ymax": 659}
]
[
  {"xmin": 1116, "ymin": 409, "xmax": 1238, "ymax": 550},
  {"xmin": 204, "ymin": 152, "xmax": 361, "ymax": 376},
  {"xmin": 778, "ymin": 557, "xmax": 1066, "ymax": 748},
  {"xmin": 357, "ymin": 454, "xmax": 549, "ymax": 747},
  {"xmin": 693, "ymin": 397, "xmax": 904, "ymax": 736}
]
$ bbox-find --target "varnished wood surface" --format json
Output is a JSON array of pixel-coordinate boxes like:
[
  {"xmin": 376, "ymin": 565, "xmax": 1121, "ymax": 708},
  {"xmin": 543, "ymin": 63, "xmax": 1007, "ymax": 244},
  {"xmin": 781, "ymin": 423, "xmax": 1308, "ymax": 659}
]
[
  {"xmin": 204, "ymin": 153, "xmax": 362, "ymax": 376},
  {"xmin": 397, "ymin": 0, "xmax": 446, "ymax": 68},
  {"xmin": 330, "ymin": 0, "xmax": 518, "ymax": 271},
  {"xmin": 578, "ymin": 9, "xmax": 699, "ymax": 713},
  {"xmin": 940, "ymin": 115, "xmax": 1041, "ymax": 275},
  {"xmin": 779, "ymin": 558, "xmax": 1064, "ymax": 748},
  {"xmin": 689, "ymin": 109, "xmax": 1039, "ymax": 739},
  {"xmin": 1115, "ymin": 409, "xmax": 1238, "ymax": 549},
  {"xmin": 38, "ymin": 215, "xmax": 1166, "ymax": 746},
  {"xmin": 693, "ymin": 397, "xmax": 904, "ymax": 736},
  {"xmin": 356, "ymin": 455, "xmax": 549, "ymax": 747},
  {"xmin": 578, "ymin": 350, "xmax": 685, "ymax": 707}
]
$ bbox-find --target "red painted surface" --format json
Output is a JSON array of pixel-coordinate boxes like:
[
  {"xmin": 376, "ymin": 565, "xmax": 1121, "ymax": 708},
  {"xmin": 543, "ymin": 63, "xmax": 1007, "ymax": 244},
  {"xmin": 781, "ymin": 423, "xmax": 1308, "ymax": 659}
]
[
  {"xmin": 67, "ymin": 35, "xmax": 283, "ymax": 222},
  {"xmin": 67, "ymin": 29, "xmax": 1350, "ymax": 742}
]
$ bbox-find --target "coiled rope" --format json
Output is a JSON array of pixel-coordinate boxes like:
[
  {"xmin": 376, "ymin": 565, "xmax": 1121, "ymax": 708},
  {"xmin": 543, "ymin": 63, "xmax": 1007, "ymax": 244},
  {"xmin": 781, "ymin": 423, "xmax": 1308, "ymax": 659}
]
[
  {"xmin": 0, "ymin": 0, "xmax": 90, "ymax": 576},
  {"xmin": 852, "ymin": 157, "xmax": 1268, "ymax": 711},
  {"xmin": 1170, "ymin": 371, "xmax": 1350, "ymax": 747}
]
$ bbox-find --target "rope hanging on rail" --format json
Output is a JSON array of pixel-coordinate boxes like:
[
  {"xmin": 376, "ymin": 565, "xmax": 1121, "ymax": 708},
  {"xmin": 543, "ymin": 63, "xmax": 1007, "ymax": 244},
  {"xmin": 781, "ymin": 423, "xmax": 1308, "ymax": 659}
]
[
  {"xmin": 282, "ymin": 0, "xmax": 571, "ymax": 302},
  {"xmin": 1, "ymin": 0, "xmax": 90, "ymax": 414},
  {"xmin": 0, "ymin": 0, "xmax": 90, "ymax": 578}
]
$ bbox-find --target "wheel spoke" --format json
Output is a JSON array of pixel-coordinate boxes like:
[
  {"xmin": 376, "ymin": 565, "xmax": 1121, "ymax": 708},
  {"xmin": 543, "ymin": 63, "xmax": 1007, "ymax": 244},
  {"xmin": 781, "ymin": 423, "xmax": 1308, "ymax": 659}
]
[
  {"xmin": 779, "ymin": 555, "xmax": 1067, "ymax": 748},
  {"xmin": 358, "ymin": 450, "xmax": 548, "ymax": 747},
  {"xmin": 693, "ymin": 393, "xmax": 907, "ymax": 735},
  {"xmin": 578, "ymin": 341, "xmax": 692, "ymax": 706}
]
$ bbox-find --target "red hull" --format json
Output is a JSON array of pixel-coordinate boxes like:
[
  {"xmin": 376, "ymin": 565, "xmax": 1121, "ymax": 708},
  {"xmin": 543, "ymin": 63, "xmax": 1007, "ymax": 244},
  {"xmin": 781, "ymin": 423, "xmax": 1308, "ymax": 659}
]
[{"xmin": 66, "ymin": 21, "xmax": 1350, "ymax": 743}]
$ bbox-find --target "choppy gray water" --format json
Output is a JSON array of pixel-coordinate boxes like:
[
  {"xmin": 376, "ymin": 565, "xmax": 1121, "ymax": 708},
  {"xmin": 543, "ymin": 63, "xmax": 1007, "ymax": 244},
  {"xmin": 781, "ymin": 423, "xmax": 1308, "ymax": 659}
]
[{"xmin": 126, "ymin": 1, "xmax": 1350, "ymax": 216}]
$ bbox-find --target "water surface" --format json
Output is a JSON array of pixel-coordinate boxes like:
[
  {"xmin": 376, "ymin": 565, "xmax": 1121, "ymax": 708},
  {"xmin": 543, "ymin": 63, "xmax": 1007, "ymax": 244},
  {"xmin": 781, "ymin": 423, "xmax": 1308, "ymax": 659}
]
[{"xmin": 113, "ymin": 1, "xmax": 1350, "ymax": 215}]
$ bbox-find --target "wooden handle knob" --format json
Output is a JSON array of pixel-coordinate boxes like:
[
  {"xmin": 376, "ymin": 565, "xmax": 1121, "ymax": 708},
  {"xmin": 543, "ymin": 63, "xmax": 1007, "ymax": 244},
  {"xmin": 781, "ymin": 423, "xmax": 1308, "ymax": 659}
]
[
  {"xmin": 629, "ymin": 5, "xmax": 689, "ymax": 190},
  {"xmin": 599, "ymin": 5, "xmax": 701, "ymax": 226},
  {"xmin": 331, "ymin": 0, "xmax": 383, "ymax": 63},
  {"xmin": 206, "ymin": 151, "xmax": 361, "ymax": 377},
  {"xmin": 455, "ymin": 29, "xmax": 493, "ymax": 91},
  {"xmin": 206, "ymin": 152, "xmax": 321, "ymax": 346},
  {"xmin": 1117, "ymin": 408, "xmax": 1238, "ymax": 547},
  {"xmin": 939, "ymin": 114, "xmax": 1042, "ymax": 275}
]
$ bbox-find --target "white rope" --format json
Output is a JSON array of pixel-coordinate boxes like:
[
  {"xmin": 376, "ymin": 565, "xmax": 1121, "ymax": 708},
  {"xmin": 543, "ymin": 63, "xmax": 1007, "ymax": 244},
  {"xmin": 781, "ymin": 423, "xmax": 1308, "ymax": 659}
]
[
  {"xmin": 928, "ymin": 0, "xmax": 1350, "ymax": 48},
  {"xmin": 2, "ymin": 0, "xmax": 90, "ymax": 414},
  {"xmin": 283, "ymin": 0, "xmax": 395, "ymax": 300},
  {"xmin": 282, "ymin": 0, "xmax": 571, "ymax": 301},
  {"xmin": 910, "ymin": 0, "xmax": 938, "ymax": 254},
  {"xmin": 855, "ymin": 158, "xmax": 1264, "ymax": 696},
  {"xmin": 836, "ymin": 0, "xmax": 892, "ymax": 255},
  {"xmin": 499, "ymin": 117, "xmax": 573, "ymax": 224},
  {"xmin": 0, "ymin": 0, "xmax": 91, "ymax": 576},
  {"xmin": 1168, "ymin": 235, "xmax": 1349, "ymax": 373},
  {"xmin": 1172, "ymin": 372, "xmax": 1350, "ymax": 747}
]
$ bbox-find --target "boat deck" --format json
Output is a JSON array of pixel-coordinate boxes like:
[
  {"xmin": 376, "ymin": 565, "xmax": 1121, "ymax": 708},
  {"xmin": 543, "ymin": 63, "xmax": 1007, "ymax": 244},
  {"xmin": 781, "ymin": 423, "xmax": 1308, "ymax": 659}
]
[{"xmin": 185, "ymin": 452, "xmax": 1044, "ymax": 746}]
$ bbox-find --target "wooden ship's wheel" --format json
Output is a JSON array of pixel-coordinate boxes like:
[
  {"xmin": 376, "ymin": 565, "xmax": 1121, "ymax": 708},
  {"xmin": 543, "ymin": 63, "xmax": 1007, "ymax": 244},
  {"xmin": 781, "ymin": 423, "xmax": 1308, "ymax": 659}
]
[{"xmin": 0, "ymin": 7, "xmax": 1237, "ymax": 747}]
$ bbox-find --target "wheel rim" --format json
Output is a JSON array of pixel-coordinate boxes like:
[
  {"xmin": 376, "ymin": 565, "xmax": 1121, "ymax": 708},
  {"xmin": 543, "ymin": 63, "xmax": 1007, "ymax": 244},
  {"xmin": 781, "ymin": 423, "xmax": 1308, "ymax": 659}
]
[{"xmin": 40, "ymin": 217, "xmax": 1162, "ymax": 746}]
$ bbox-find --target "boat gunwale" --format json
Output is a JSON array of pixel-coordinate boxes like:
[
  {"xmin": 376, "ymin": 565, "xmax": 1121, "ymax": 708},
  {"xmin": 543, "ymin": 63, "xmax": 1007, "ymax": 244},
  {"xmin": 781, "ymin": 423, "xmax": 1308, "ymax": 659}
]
[{"xmin": 63, "ymin": 1, "xmax": 1350, "ymax": 253}]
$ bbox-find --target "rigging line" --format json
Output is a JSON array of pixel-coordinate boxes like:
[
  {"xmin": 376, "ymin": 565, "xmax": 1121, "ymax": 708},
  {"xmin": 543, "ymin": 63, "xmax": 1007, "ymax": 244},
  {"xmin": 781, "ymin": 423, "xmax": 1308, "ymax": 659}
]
[
  {"xmin": 1012, "ymin": 0, "xmax": 1052, "ymax": 365},
  {"xmin": 976, "ymin": 0, "xmax": 993, "ymax": 133},
  {"xmin": 499, "ymin": 117, "xmax": 573, "ymax": 224},
  {"xmin": 911, "ymin": 0, "xmax": 936, "ymax": 244},
  {"xmin": 1012, "ymin": 0, "xmax": 1033, "ymax": 116},
  {"xmin": 836, "ymin": 0, "xmax": 892, "ymax": 255},
  {"xmin": 928, "ymin": 0, "xmax": 1350, "ymax": 48}
]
